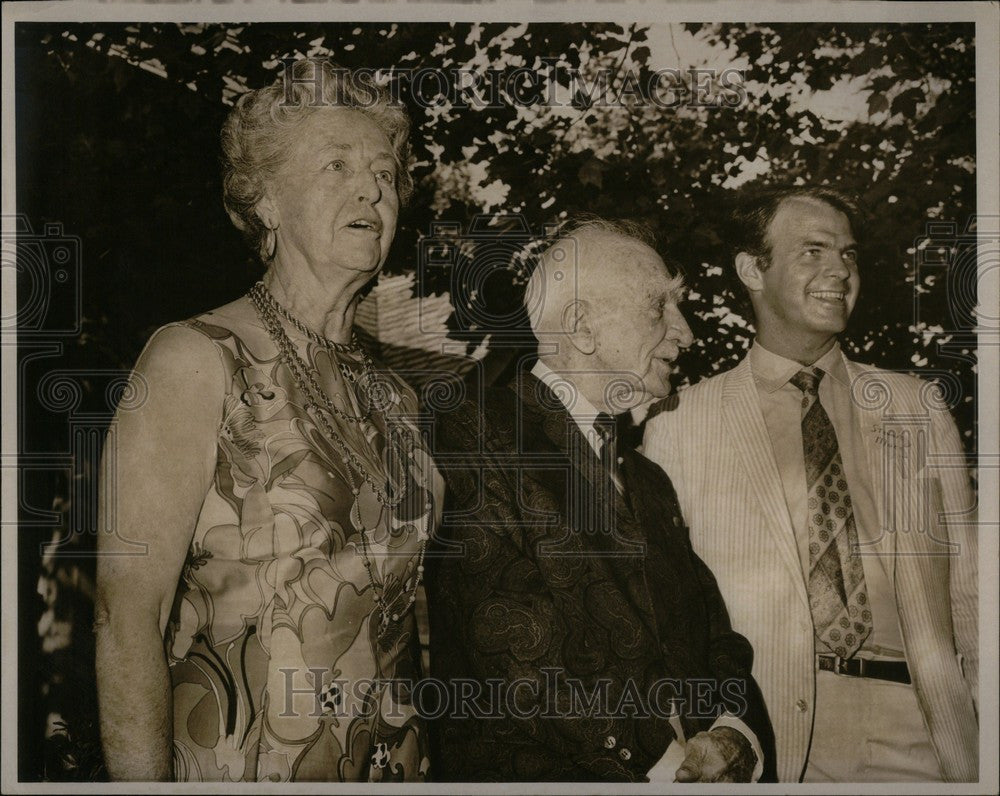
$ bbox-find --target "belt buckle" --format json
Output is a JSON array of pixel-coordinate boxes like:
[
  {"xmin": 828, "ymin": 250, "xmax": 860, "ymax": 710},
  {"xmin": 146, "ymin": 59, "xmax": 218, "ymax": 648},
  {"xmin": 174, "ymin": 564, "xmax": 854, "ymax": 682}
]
[{"xmin": 817, "ymin": 654, "xmax": 857, "ymax": 676}]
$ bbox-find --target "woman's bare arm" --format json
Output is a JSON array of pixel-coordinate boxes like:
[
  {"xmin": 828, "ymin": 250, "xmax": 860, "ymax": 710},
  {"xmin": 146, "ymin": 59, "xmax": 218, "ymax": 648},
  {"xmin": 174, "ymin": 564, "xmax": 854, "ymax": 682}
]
[{"xmin": 95, "ymin": 324, "xmax": 224, "ymax": 780}]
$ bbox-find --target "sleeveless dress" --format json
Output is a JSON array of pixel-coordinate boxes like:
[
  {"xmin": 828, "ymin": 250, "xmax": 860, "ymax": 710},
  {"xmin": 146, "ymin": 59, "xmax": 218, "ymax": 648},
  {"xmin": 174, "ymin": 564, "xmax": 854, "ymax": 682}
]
[{"xmin": 162, "ymin": 306, "xmax": 440, "ymax": 782}]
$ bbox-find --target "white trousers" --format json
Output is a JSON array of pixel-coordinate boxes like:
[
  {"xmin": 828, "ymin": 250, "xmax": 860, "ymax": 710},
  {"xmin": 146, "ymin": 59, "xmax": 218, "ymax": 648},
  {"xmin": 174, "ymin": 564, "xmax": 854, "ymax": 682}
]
[{"xmin": 803, "ymin": 669, "xmax": 943, "ymax": 782}]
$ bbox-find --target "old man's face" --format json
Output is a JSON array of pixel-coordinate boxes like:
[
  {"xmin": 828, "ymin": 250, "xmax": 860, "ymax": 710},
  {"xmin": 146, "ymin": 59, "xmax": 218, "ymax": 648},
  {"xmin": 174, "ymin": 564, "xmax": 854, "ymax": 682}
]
[{"xmin": 588, "ymin": 239, "xmax": 693, "ymax": 409}]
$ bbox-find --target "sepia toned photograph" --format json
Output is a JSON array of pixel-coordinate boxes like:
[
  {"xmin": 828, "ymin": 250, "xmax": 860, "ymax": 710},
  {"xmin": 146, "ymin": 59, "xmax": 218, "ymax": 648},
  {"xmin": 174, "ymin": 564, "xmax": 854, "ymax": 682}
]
[{"xmin": 2, "ymin": 1, "xmax": 997, "ymax": 792}]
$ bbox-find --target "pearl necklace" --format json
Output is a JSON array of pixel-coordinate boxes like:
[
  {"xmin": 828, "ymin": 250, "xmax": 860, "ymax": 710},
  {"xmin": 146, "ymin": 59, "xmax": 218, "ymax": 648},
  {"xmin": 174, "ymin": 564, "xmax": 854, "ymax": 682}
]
[{"xmin": 247, "ymin": 281, "xmax": 427, "ymax": 646}]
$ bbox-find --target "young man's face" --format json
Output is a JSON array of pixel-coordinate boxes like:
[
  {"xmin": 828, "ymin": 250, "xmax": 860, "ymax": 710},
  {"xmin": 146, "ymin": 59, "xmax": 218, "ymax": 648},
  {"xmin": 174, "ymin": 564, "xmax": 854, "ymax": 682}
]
[{"xmin": 753, "ymin": 197, "xmax": 860, "ymax": 351}]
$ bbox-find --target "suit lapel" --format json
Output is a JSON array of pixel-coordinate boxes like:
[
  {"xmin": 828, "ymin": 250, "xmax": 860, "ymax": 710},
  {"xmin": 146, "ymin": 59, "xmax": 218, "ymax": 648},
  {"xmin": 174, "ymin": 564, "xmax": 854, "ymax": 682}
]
[
  {"xmin": 511, "ymin": 372, "xmax": 658, "ymax": 638},
  {"xmin": 513, "ymin": 372, "xmax": 644, "ymax": 547},
  {"xmin": 844, "ymin": 359, "xmax": 898, "ymax": 580},
  {"xmin": 722, "ymin": 359, "xmax": 810, "ymax": 612}
]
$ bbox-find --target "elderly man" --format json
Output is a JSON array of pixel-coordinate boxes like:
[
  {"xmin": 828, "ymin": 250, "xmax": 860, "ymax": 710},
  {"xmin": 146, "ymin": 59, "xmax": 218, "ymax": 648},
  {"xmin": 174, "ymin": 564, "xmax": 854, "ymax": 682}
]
[
  {"xmin": 643, "ymin": 186, "xmax": 979, "ymax": 782},
  {"xmin": 425, "ymin": 218, "xmax": 775, "ymax": 782}
]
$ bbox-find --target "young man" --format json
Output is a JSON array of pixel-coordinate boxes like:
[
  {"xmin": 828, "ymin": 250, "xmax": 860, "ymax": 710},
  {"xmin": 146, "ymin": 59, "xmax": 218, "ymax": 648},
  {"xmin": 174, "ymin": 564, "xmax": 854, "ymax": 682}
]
[{"xmin": 643, "ymin": 187, "xmax": 978, "ymax": 782}]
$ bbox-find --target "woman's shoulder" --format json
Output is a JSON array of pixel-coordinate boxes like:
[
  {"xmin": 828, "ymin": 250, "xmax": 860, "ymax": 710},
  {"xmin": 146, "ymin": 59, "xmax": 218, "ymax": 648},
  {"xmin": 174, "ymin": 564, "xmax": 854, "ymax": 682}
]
[
  {"xmin": 183, "ymin": 294, "xmax": 262, "ymax": 341},
  {"xmin": 114, "ymin": 322, "xmax": 231, "ymax": 428},
  {"xmin": 134, "ymin": 295, "xmax": 263, "ymax": 391},
  {"xmin": 158, "ymin": 294, "xmax": 275, "ymax": 363},
  {"xmin": 132, "ymin": 321, "xmax": 229, "ymax": 399}
]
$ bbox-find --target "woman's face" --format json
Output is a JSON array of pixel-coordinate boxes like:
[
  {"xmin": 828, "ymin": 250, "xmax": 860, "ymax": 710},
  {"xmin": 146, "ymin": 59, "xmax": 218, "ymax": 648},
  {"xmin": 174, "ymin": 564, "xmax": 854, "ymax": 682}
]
[{"xmin": 263, "ymin": 106, "xmax": 401, "ymax": 281}]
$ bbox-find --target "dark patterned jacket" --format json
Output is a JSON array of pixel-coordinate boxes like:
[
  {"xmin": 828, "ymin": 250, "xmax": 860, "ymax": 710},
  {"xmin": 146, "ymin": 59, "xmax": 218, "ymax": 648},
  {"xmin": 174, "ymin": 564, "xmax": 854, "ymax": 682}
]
[{"xmin": 426, "ymin": 370, "xmax": 775, "ymax": 782}]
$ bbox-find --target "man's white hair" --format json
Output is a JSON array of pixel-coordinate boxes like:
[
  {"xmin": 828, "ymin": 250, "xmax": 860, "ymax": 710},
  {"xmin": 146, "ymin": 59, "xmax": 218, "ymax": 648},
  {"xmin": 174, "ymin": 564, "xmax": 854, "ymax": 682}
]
[{"xmin": 525, "ymin": 217, "xmax": 661, "ymax": 337}]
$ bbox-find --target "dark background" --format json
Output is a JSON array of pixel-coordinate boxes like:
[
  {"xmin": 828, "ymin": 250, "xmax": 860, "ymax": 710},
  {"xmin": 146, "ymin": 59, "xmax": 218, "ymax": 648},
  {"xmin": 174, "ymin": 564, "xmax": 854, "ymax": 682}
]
[{"xmin": 14, "ymin": 21, "xmax": 977, "ymax": 780}]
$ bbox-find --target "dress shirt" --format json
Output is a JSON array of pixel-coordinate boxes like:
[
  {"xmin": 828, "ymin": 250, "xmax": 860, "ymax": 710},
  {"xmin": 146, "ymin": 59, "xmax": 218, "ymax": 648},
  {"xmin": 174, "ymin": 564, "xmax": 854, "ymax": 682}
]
[
  {"xmin": 531, "ymin": 359, "xmax": 763, "ymax": 781},
  {"xmin": 748, "ymin": 341, "xmax": 905, "ymax": 658},
  {"xmin": 530, "ymin": 359, "xmax": 624, "ymax": 490}
]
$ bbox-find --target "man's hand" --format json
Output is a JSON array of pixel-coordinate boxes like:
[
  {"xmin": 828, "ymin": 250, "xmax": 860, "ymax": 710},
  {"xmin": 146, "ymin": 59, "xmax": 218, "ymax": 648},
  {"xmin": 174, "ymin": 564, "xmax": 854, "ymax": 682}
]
[{"xmin": 674, "ymin": 726, "xmax": 757, "ymax": 783}]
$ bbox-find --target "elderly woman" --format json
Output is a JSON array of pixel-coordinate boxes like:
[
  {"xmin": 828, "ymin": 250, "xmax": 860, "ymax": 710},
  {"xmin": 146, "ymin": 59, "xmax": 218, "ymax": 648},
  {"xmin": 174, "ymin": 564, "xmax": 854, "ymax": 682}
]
[{"xmin": 95, "ymin": 59, "xmax": 439, "ymax": 782}]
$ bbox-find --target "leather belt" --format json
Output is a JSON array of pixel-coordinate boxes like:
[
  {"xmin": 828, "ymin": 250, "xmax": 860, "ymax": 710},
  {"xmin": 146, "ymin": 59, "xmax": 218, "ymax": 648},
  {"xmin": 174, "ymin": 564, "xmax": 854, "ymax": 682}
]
[{"xmin": 817, "ymin": 654, "xmax": 911, "ymax": 684}]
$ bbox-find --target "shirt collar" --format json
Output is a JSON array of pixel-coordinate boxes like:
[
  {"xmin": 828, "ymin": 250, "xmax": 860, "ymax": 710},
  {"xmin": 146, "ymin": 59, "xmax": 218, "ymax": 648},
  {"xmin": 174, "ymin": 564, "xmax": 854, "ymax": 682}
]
[
  {"xmin": 531, "ymin": 359, "xmax": 604, "ymax": 434},
  {"xmin": 749, "ymin": 340, "xmax": 849, "ymax": 393}
]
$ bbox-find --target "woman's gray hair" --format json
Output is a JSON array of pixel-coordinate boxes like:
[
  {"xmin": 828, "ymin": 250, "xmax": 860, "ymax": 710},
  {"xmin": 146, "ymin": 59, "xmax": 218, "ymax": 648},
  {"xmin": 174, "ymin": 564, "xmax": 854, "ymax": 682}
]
[{"xmin": 221, "ymin": 58, "xmax": 413, "ymax": 262}]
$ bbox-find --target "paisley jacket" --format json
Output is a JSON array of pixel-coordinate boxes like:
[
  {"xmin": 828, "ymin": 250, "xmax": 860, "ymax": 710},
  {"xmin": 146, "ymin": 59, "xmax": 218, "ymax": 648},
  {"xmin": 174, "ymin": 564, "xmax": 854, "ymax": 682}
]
[{"xmin": 425, "ymin": 369, "xmax": 776, "ymax": 782}]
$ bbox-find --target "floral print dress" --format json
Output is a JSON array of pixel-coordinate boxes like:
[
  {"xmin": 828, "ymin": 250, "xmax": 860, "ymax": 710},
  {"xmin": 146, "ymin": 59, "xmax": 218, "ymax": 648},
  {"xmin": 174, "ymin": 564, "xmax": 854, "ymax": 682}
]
[{"xmin": 163, "ymin": 308, "xmax": 439, "ymax": 782}]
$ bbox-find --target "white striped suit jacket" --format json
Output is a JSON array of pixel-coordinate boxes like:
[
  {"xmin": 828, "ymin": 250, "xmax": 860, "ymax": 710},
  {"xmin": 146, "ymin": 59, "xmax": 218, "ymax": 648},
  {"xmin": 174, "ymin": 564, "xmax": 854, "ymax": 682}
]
[{"xmin": 643, "ymin": 353, "xmax": 978, "ymax": 782}]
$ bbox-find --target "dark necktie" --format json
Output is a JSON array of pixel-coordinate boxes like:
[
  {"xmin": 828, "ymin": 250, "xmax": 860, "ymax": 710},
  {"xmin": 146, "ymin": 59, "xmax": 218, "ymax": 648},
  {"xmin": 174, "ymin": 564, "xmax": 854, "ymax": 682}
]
[
  {"xmin": 789, "ymin": 368, "xmax": 872, "ymax": 659},
  {"xmin": 615, "ymin": 411, "xmax": 644, "ymax": 453},
  {"xmin": 594, "ymin": 412, "xmax": 619, "ymax": 473}
]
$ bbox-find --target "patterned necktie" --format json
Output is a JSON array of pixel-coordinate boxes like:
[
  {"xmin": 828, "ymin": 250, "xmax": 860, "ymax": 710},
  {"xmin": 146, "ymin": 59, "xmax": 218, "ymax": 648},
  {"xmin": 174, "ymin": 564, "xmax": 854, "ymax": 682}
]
[{"xmin": 790, "ymin": 368, "xmax": 872, "ymax": 659}]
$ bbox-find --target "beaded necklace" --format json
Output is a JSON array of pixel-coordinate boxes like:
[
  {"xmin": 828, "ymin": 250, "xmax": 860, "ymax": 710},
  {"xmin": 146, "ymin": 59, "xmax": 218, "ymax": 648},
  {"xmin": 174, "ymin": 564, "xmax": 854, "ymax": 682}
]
[
  {"xmin": 249, "ymin": 282, "xmax": 375, "ymax": 423},
  {"xmin": 247, "ymin": 281, "xmax": 427, "ymax": 648}
]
